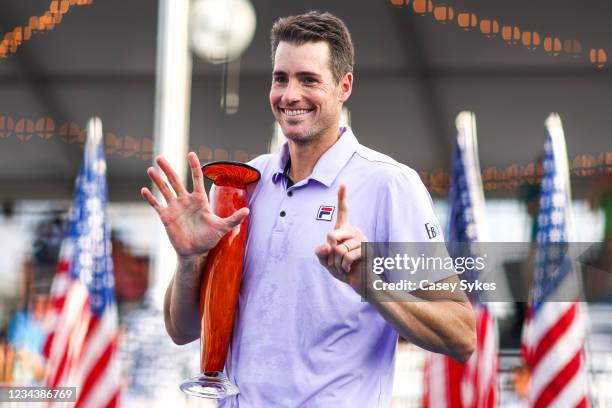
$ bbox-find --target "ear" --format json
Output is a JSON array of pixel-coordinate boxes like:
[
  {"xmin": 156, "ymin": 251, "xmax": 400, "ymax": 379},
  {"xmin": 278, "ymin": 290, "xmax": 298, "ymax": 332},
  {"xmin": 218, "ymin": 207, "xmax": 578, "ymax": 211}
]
[{"xmin": 338, "ymin": 72, "xmax": 353, "ymax": 103}]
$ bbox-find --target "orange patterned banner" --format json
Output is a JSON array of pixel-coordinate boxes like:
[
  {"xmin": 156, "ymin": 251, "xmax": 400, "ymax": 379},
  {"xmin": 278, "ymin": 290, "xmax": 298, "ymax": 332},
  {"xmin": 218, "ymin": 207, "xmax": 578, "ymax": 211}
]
[
  {"xmin": 0, "ymin": 0, "xmax": 94, "ymax": 59},
  {"xmin": 390, "ymin": 0, "xmax": 607, "ymax": 68},
  {"xmin": 1, "ymin": 114, "xmax": 609, "ymax": 192}
]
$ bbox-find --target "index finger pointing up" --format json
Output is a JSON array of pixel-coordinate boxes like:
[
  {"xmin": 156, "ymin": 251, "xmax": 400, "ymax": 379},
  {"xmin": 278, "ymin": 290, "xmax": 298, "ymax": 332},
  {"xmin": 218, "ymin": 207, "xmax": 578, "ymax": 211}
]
[{"xmin": 335, "ymin": 184, "xmax": 348, "ymax": 229}]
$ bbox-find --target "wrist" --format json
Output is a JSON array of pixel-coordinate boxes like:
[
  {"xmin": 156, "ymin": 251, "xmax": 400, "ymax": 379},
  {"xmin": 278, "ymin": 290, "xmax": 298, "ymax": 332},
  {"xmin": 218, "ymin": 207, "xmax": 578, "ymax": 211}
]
[
  {"xmin": 175, "ymin": 253, "xmax": 208, "ymax": 285},
  {"xmin": 178, "ymin": 252, "xmax": 208, "ymax": 266}
]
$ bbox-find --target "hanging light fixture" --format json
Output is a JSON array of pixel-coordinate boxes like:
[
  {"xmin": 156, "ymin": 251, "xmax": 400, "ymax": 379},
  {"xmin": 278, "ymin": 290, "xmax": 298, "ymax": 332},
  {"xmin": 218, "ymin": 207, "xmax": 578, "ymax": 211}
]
[
  {"xmin": 190, "ymin": 0, "xmax": 256, "ymax": 64},
  {"xmin": 190, "ymin": 0, "xmax": 256, "ymax": 113}
]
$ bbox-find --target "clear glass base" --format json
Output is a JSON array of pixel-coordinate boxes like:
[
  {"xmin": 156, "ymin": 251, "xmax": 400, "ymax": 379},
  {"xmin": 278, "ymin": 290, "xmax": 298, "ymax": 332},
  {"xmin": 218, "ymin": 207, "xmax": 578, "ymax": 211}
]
[{"xmin": 180, "ymin": 372, "xmax": 239, "ymax": 399}]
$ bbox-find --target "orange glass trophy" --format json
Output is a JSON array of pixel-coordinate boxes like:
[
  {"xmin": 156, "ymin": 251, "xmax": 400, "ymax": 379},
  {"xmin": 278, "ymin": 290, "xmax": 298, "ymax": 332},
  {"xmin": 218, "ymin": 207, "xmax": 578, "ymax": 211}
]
[{"xmin": 180, "ymin": 161, "xmax": 260, "ymax": 399}]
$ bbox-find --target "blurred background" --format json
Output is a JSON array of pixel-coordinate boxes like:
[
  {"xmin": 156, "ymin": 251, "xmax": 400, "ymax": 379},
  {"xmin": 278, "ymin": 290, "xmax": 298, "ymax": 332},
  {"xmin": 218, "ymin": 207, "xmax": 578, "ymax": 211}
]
[{"xmin": 0, "ymin": 0, "xmax": 610, "ymax": 406}]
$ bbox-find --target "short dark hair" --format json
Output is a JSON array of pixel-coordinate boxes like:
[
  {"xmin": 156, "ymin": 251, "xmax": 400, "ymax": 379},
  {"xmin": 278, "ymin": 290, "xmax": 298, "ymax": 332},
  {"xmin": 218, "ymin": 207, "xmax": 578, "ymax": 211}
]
[{"xmin": 270, "ymin": 11, "xmax": 354, "ymax": 83}]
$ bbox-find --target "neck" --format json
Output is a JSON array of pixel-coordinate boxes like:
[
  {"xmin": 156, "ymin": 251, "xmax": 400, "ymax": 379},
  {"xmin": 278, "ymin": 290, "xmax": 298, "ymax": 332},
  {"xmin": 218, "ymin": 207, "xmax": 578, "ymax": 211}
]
[{"xmin": 287, "ymin": 125, "xmax": 342, "ymax": 183}]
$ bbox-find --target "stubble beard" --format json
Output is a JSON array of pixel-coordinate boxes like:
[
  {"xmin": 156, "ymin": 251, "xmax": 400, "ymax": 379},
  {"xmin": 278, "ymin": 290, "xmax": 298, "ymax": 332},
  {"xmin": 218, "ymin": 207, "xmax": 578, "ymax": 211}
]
[
  {"xmin": 282, "ymin": 123, "xmax": 321, "ymax": 146},
  {"xmin": 279, "ymin": 112, "xmax": 337, "ymax": 147}
]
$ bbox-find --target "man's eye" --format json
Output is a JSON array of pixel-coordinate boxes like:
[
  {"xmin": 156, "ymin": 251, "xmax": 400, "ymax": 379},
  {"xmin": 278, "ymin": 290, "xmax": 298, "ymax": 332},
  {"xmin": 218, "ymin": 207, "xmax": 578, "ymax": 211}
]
[
  {"xmin": 273, "ymin": 76, "xmax": 287, "ymax": 83},
  {"xmin": 303, "ymin": 77, "xmax": 316, "ymax": 84}
]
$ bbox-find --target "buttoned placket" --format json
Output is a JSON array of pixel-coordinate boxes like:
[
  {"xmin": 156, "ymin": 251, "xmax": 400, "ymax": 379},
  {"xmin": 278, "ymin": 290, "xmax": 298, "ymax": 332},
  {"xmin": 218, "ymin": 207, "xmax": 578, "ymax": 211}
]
[{"xmin": 274, "ymin": 173, "xmax": 307, "ymax": 224}]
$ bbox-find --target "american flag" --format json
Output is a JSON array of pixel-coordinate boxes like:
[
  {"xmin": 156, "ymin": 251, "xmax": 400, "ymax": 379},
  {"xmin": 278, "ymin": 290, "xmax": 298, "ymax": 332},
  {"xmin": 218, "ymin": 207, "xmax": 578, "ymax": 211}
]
[
  {"xmin": 44, "ymin": 118, "xmax": 121, "ymax": 407},
  {"xmin": 423, "ymin": 111, "xmax": 498, "ymax": 408},
  {"xmin": 521, "ymin": 114, "xmax": 589, "ymax": 408}
]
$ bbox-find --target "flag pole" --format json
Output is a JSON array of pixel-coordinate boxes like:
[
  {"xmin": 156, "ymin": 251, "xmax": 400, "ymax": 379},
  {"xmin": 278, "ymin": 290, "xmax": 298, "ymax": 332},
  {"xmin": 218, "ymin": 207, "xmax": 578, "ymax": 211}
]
[
  {"xmin": 423, "ymin": 111, "xmax": 498, "ymax": 408},
  {"xmin": 544, "ymin": 113, "xmax": 593, "ymax": 402},
  {"xmin": 522, "ymin": 113, "xmax": 590, "ymax": 407},
  {"xmin": 44, "ymin": 116, "xmax": 122, "ymax": 406},
  {"xmin": 151, "ymin": 0, "xmax": 193, "ymax": 307}
]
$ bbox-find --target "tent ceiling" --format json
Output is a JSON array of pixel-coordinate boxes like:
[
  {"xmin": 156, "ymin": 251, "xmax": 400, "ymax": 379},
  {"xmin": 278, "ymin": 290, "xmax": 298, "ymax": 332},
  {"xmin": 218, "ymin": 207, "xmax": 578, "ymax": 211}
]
[{"xmin": 0, "ymin": 0, "xmax": 610, "ymax": 201}]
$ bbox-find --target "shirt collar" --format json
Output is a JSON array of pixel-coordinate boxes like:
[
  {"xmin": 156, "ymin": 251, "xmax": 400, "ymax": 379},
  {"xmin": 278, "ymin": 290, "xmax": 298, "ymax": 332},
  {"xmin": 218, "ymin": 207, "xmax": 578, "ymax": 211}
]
[{"xmin": 272, "ymin": 126, "xmax": 359, "ymax": 187}]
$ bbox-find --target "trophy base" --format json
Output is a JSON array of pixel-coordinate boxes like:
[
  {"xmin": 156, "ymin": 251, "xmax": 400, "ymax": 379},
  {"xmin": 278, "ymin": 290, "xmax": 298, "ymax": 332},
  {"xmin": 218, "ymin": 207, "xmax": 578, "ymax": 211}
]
[{"xmin": 180, "ymin": 372, "xmax": 239, "ymax": 399}]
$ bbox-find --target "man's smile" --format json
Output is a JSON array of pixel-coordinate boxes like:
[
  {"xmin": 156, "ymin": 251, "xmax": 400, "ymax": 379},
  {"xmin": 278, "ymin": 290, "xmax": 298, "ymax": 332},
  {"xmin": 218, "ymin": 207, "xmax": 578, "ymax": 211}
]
[{"xmin": 281, "ymin": 108, "xmax": 315, "ymax": 117}]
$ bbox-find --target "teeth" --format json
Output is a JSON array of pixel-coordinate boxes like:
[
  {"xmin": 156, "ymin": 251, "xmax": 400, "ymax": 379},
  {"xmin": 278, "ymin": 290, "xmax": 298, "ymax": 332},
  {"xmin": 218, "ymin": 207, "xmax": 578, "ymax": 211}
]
[{"xmin": 284, "ymin": 109, "xmax": 310, "ymax": 116}]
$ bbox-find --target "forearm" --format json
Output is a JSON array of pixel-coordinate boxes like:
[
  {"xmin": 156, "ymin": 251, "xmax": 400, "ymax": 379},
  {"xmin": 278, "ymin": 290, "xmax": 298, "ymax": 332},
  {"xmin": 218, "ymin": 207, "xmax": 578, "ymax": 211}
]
[
  {"xmin": 164, "ymin": 254, "xmax": 207, "ymax": 345},
  {"xmin": 371, "ymin": 292, "xmax": 476, "ymax": 362}
]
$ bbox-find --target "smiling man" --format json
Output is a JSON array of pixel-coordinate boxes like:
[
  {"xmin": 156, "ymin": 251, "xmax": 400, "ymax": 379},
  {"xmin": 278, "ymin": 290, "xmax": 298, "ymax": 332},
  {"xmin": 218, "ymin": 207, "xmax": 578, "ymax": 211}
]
[{"xmin": 142, "ymin": 11, "xmax": 475, "ymax": 407}]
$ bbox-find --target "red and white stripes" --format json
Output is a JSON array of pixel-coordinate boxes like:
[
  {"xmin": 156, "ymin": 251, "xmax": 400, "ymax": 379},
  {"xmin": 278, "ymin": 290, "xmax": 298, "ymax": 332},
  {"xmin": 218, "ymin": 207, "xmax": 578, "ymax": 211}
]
[
  {"xmin": 522, "ymin": 302, "xmax": 589, "ymax": 408},
  {"xmin": 45, "ymin": 250, "xmax": 121, "ymax": 407},
  {"xmin": 423, "ymin": 304, "xmax": 498, "ymax": 408}
]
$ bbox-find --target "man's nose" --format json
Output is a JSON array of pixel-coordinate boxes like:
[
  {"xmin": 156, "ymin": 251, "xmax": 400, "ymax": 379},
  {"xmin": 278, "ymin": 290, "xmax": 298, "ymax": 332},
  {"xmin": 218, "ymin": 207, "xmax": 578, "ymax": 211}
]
[{"xmin": 281, "ymin": 79, "xmax": 301, "ymax": 104}]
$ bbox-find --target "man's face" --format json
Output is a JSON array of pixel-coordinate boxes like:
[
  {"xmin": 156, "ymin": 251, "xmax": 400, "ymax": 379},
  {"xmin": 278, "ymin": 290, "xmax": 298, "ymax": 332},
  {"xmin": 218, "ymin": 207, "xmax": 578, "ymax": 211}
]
[
  {"xmin": 30, "ymin": 295, "xmax": 50, "ymax": 320},
  {"xmin": 112, "ymin": 241, "xmax": 149, "ymax": 303},
  {"xmin": 270, "ymin": 41, "xmax": 352, "ymax": 144}
]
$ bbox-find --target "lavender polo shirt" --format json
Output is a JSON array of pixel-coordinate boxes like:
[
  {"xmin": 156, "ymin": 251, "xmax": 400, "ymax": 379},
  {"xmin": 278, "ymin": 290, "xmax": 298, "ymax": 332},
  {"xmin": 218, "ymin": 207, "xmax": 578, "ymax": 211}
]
[{"xmin": 219, "ymin": 127, "xmax": 444, "ymax": 407}]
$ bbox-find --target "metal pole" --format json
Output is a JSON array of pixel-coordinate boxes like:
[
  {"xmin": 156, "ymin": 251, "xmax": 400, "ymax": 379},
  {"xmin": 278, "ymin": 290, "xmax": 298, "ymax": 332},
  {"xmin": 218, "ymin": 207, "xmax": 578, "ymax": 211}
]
[{"xmin": 150, "ymin": 0, "xmax": 193, "ymax": 307}]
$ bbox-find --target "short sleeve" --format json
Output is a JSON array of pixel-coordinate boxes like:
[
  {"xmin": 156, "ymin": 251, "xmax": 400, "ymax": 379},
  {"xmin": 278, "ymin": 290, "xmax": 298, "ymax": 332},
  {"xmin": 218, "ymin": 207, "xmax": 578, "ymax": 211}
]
[
  {"xmin": 373, "ymin": 166, "xmax": 456, "ymax": 287},
  {"xmin": 374, "ymin": 166, "xmax": 445, "ymax": 243}
]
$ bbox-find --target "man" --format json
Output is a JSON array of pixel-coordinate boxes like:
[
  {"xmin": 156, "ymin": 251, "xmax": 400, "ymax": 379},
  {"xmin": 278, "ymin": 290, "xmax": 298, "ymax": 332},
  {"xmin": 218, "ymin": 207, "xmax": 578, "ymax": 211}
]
[
  {"xmin": 112, "ymin": 234, "xmax": 199, "ymax": 406},
  {"xmin": 0, "ymin": 202, "xmax": 32, "ymax": 332},
  {"xmin": 141, "ymin": 11, "xmax": 475, "ymax": 407}
]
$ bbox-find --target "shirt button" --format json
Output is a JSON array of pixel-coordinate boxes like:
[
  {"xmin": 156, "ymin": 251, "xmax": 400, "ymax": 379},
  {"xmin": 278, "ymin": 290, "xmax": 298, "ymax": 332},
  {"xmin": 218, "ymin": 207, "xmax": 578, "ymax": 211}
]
[
  {"xmin": 280, "ymin": 211, "xmax": 286, "ymax": 217},
  {"xmin": 287, "ymin": 191, "xmax": 293, "ymax": 197}
]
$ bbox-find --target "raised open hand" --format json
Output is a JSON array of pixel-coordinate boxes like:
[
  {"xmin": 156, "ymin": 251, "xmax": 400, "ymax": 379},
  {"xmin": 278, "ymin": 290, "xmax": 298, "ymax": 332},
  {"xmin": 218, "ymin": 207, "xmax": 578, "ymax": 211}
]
[{"xmin": 140, "ymin": 152, "xmax": 249, "ymax": 259}]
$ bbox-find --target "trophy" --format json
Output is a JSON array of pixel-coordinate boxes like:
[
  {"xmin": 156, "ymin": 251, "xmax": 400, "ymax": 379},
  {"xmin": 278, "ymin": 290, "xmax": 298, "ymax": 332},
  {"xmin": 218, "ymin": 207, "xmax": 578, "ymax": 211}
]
[{"xmin": 180, "ymin": 161, "xmax": 260, "ymax": 399}]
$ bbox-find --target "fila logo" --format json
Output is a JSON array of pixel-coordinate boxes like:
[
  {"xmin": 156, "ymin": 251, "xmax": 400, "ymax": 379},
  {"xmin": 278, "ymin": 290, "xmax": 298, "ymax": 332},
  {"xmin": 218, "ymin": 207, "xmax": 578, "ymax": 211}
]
[
  {"xmin": 425, "ymin": 222, "xmax": 441, "ymax": 240},
  {"xmin": 317, "ymin": 205, "xmax": 335, "ymax": 221}
]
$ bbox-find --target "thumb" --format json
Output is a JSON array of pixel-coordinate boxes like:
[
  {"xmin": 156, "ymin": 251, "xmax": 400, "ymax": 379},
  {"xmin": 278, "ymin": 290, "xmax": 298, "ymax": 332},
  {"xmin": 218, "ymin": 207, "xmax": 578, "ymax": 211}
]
[
  {"xmin": 314, "ymin": 243, "xmax": 331, "ymax": 259},
  {"xmin": 314, "ymin": 243, "xmax": 332, "ymax": 266},
  {"xmin": 222, "ymin": 207, "xmax": 250, "ymax": 231}
]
